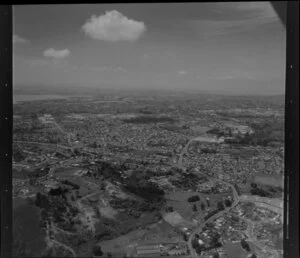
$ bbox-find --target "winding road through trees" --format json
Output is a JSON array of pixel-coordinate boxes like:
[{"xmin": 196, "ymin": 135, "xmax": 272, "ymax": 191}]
[{"xmin": 176, "ymin": 136, "xmax": 281, "ymax": 258}]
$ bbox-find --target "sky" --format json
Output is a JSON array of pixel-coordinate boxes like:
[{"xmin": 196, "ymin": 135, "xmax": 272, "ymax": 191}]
[{"xmin": 13, "ymin": 2, "xmax": 286, "ymax": 95}]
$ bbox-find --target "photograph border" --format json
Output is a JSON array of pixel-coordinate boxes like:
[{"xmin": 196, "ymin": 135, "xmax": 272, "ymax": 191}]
[
  {"xmin": 0, "ymin": 4, "xmax": 12, "ymax": 258},
  {"xmin": 0, "ymin": 2, "xmax": 298, "ymax": 258}
]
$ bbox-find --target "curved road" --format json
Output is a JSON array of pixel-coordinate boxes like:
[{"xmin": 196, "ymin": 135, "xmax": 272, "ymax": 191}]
[
  {"xmin": 16, "ymin": 134, "xmax": 281, "ymax": 257},
  {"xmin": 46, "ymin": 221, "xmax": 76, "ymax": 257},
  {"xmin": 177, "ymin": 136, "xmax": 280, "ymax": 258},
  {"xmin": 238, "ymin": 216, "xmax": 279, "ymax": 258},
  {"xmin": 76, "ymin": 191, "xmax": 99, "ymax": 233}
]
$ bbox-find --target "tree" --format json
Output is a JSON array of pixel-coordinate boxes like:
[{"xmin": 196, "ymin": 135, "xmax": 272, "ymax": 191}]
[
  {"xmin": 206, "ymin": 222, "xmax": 214, "ymax": 229},
  {"xmin": 35, "ymin": 192, "xmax": 49, "ymax": 209},
  {"xmin": 92, "ymin": 245, "xmax": 103, "ymax": 256},
  {"xmin": 212, "ymin": 252, "xmax": 220, "ymax": 258},
  {"xmin": 165, "ymin": 206, "xmax": 174, "ymax": 212},
  {"xmin": 224, "ymin": 199, "xmax": 232, "ymax": 207},
  {"xmin": 231, "ymin": 215, "xmax": 239, "ymax": 223},
  {"xmin": 191, "ymin": 238, "xmax": 199, "ymax": 249},
  {"xmin": 193, "ymin": 204, "xmax": 198, "ymax": 212},
  {"xmin": 74, "ymin": 148, "xmax": 80, "ymax": 155},
  {"xmin": 200, "ymin": 202, "xmax": 206, "ymax": 211},
  {"xmin": 183, "ymin": 233, "xmax": 188, "ymax": 241},
  {"xmin": 241, "ymin": 239, "xmax": 251, "ymax": 252},
  {"xmin": 211, "ymin": 233, "xmax": 221, "ymax": 247},
  {"xmin": 206, "ymin": 198, "xmax": 210, "ymax": 207},
  {"xmin": 91, "ymin": 141, "xmax": 98, "ymax": 148},
  {"xmin": 217, "ymin": 201, "xmax": 225, "ymax": 211},
  {"xmin": 195, "ymin": 245, "xmax": 202, "ymax": 254},
  {"xmin": 187, "ymin": 195, "xmax": 200, "ymax": 202},
  {"xmin": 13, "ymin": 147, "xmax": 26, "ymax": 162}
]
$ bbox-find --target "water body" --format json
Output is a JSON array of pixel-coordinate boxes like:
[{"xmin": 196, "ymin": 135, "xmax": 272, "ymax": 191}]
[{"xmin": 13, "ymin": 94, "xmax": 68, "ymax": 104}]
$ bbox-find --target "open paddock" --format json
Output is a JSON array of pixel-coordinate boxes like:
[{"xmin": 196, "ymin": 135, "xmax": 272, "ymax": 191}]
[
  {"xmin": 223, "ymin": 242, "xmax": 247, "ymax": 258},
  {"xmin": 253, "ymin": 175, "xmax": 284, "ymax": 188}
]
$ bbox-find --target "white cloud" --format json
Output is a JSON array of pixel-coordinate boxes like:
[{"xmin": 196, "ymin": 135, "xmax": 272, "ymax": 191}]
[
  {"xmin": 82, "ymin": 10, "xmax": 146, "ymax": 42},
  {"xmin": 43, "ymin": 48, "xmax": 70, "ymax": 59},
  {"xmin": 13, "ymin": 34, "xmax": 30, "ymax": 44},
  {"xmin": 85, "ymin": 65, "xmax": 108, "ymax": 71},
  {"xmin": 189, "ymin": 2, "xmax": 281, "ymax": 37},
  {"xmin": 233, "ymin": 2, "xmax": 277, "ymax": 20},
  {"xmin": 143, "ymin": 53, "xmax": 150, "ymax": 59},
  {"xmin": 214, "ymin": 2, "xmax": 277, "ymax": 21},
  {"xmin": 178, "ymin": 70, "xmax": 188, "ymax": 75}
]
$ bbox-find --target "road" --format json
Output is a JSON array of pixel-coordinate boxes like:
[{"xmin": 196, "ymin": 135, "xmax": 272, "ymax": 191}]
[
  {"xmin": 177, "ymin": 139, "xmax": 194, "ymax": 169},
  {"xmin": 186, "ymin": 178, "xmax": 240, "ymax": 258},
  {"xmin": 76, "ymin": 191, "xmax": 99, "ymax": 233},
  {"xmin": 178, "ymin": 136, "xmax": 281, "ymax": 258},
  {"xmin": 15, "ymin": 133, "xmax": 282, "ymax": 257},
  {"xmin": 187, "ymin": 200, "xmax": 239, "ymax": 257},
  {"xmin": 238, "ymin": 216, "xmax": 279, "ymax": 258},
  {"xmin": 51, "ymin": 121, "xmax": 72, "ymax": 146},
  {"xmin": 177, "ymin": 136, "xmax": 238, "ymax": 257},
  {"xmin": 46, "ymin": 221, "xmax": 76, "ymax": 257}
]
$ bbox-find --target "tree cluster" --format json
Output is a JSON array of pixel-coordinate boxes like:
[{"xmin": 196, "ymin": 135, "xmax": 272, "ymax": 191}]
[
  {"xmin": 240, "ymin": 239, "xmax": 251, "ymax": 252},
  {"xmin": 187, "ymin": 195, "xmax": 200, "ymax": 202}
]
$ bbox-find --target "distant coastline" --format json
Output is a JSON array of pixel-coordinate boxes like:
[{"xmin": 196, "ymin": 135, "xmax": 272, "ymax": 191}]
[{"xmin": 13, "ymin": 94, "xmax": 69, "ymax": 104}]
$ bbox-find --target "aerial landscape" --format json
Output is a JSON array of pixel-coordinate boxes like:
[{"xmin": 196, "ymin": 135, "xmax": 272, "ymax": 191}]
[{"xmin": 12, "ymin": 3, "xmax": 285, "ymax": 258}]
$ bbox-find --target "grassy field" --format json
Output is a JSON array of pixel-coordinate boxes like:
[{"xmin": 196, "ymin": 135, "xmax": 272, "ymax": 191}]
[
  {"xmin": 166, "ymin": 191, "xmax": 200, "ymax": 219},
  {"xmin": 253, "ymin": 175, "xmax": 284, "ymax": 188},
  {"xmin": 13, "ymin": 198, "xmax": 47, "ymax": 257},
  {"xmin": 140, "ymin": 220, "xmax": 182, "ymax": 243},
  {"xmin": 98, "ymin": 220, "xmax": 182, "ymax": 257},
  {"xmin": 162, "ymin": 211, "xmax": 195, "ymax": 227},
  {"xmin": 165, "ymin": 191, "xmax": 225, "ymax": 224},
  {"xmin": 98, "ymin": 228, "xmax": 148, "ymax": 257},
  {"xmin": 191, "ymin": 125, "xmax": 211, "ymax": 134},
  {"xmin": 223, "ymin": 242, "xmax": 247, "ymax": 258}
]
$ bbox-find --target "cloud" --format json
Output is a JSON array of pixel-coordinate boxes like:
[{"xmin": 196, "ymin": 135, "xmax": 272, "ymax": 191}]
[
  {"xmin": 43, "ymin": 48, "xmax": 70, "ymax": 59},
  {"xmin": 178, "ymin": 70, "xmax": 188, "ymax": 75},
  {"xmin": 82, "ymin": 10, "xmax": 146, "ymax": 42},
  {"xmin": 214, "ymin": 75, "xmax": 235, "ymax": 80},
  {"xmin": 232, "ymin": 2, "xmax": 277, "ymax": 20},
  {"xmin": 142, "ymin": 53, "xmax": 150, "ymax": 59},
  {"xmin": 85, "ymin": 65, "xmax": 108, "ymax": 71},
  {"xmin": 212, "ymin": 2, "xmax": 277, "ymax": 22},
  {"xmin": 13, "ymin": 34, "xmax": 30, "ymax": 44},
  {"xmin": 189, "ymin": 2, "xmax": 280, "ymax": 37}
]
